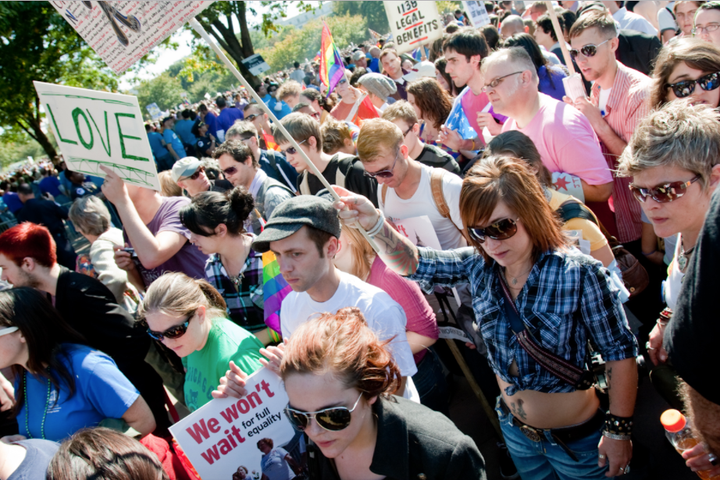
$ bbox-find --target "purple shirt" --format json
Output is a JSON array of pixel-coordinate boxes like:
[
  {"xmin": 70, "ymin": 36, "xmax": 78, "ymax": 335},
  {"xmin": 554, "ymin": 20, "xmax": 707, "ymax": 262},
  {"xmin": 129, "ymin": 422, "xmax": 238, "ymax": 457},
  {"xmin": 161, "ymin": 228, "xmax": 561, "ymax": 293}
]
[{"xmin": 125, "ymin": 197, "xmax": 208, "ymax": 287}]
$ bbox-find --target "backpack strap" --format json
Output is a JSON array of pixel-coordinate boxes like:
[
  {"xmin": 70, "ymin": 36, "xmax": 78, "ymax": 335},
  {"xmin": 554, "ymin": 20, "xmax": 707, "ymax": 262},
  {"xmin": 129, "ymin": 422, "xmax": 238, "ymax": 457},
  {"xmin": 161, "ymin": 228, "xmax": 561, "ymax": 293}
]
[
  {"xmin": 381, "ymin": 184, "xmax": 388, "ymax": 206},
  {"xmin": 431, "ymin": 168, "xmax": 451, "ymax": 219},
  {"xmin": 299, "ymin": 172, "xmax": 311, "ymax": 196},
  {"xmin": 556, "ymin": 201, "xmax": 597, "ymax": 225},
  {"xmin": 333, "ymin": 154, "xmax": 348, "ymax": 190}
]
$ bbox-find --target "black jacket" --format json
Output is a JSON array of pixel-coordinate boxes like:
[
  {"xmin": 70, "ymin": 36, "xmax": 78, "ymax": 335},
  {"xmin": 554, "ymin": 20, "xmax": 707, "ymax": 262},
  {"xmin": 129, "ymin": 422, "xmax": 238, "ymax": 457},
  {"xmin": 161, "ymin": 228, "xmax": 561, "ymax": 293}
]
[
  {"xmin": 617, "ymin": 29, "xmax": 663, "ymax": 76},
  {"xmin": 309, "ymin": 395, "xmax": 487, "ymax": 480}
]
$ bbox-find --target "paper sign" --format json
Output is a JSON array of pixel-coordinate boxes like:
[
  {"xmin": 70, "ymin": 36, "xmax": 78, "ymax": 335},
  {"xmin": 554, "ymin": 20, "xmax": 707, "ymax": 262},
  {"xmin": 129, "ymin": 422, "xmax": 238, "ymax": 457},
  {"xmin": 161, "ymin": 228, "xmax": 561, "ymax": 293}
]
[
  {"xmin": 170, "ymin": 368, "xmax": 295, "ymax": 480},
  {"xmin": 34, "ymin": 81, "xmax": 161, "ymax": 190},
  {"xmin": 146, "ymin": 102, "xmax": 163, "ymax": 120},
  {"xmin": 241, "ymin": 54, "xmax": 271, "ymax": 76},
  {"xmin": 384, "ymin": 1, "xmax": 443, "ymax": 54},
  {"xmin": 50, "ymin": 1, "xmax": 213, "ymax": 74},
  {"xmin": 388, "ymin": 215, "xmax": 443, "ymax": 250},
  {"xmin": 463, "ymin": 1, "xmax": 491, "ymax": 28}
]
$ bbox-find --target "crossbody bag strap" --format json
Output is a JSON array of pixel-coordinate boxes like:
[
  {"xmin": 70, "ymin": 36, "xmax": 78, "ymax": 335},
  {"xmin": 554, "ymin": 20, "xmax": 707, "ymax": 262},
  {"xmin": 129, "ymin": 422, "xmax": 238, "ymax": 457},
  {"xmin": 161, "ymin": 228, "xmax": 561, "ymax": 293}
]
[{"xmin": 497, "ymin": 270, "xmax": 591, "ymax": 389}]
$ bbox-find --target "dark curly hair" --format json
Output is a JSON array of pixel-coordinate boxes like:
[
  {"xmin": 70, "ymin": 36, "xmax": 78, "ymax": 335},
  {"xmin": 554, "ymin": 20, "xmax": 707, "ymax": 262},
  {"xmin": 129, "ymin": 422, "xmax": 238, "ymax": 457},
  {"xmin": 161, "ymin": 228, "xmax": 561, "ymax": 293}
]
[{"xmin": 406, "ymin": 78, "xmax": 453, "ymax": 130}]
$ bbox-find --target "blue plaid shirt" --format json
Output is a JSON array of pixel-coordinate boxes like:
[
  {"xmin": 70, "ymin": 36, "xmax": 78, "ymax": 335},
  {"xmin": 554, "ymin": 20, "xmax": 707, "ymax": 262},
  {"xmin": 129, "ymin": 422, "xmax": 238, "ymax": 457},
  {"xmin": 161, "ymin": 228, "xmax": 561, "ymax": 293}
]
[
  {"xmin": 410, "ymin": 247, "xmax": 638, "ymax": 395},
  {"xmin": 205, "ymin": 247, "xmax": 265, "ymax": 332}
]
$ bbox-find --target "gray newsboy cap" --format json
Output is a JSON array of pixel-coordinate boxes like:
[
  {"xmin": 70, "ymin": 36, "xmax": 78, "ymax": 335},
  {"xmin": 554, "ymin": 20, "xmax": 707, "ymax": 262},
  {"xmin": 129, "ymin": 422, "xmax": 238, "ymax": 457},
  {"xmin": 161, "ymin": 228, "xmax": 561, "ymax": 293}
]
[
  {"xmin": 358, "ymin": 73, "xmax": 397, "ymax": 99},
  {"xmin": 252, "ymin": 195, "xmax": 341, "ymax": 253}
]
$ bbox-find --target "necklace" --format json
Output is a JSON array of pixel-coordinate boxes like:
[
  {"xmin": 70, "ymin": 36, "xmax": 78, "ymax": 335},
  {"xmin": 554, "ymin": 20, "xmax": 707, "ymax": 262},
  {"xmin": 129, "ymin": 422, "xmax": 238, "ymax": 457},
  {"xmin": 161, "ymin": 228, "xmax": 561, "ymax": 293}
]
[
  {"xmin": 23, "ymin": 371, "xmax": 51, "ymax": 440},
  {"xmin": 678, "ymin": 244, "xmax": 695, "ymax": 272},
  {"xmin": 504, "ymin": 264, "xmax": 533, "ymax": 286}
]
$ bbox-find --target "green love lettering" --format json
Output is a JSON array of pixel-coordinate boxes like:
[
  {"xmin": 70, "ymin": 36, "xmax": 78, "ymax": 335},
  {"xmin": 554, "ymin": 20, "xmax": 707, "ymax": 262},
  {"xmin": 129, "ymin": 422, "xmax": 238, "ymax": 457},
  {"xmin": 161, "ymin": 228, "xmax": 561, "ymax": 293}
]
[{"xmin": 115, "ymin": 112, "xmax": 149, "ymax": 162}]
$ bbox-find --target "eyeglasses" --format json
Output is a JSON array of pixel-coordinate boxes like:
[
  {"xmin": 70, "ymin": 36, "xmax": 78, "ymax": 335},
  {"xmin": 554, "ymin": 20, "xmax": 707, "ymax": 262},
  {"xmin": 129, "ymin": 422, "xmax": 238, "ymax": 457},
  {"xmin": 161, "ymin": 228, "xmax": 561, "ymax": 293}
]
[
  {"xmin": 245, "ymin": 113, "xmax": 261, "ymax": 122},
  {"xmin": 0, "ymin": 326, "xmax": 18, "ymax": 337},
  {"xmin": 402, "ymin": 125, "xmax": 414, "ymax": 137},
  {"xmin": 468, "ymin": 218, "xmax": 520, "ymax": 244},
  {"xmin": 184, "ymin": 166, "xmax": 205, "ymax": 181},
  {"xmin": 693, "ymin": 23, "xmax": 720, "ymax": 35},
  {"xmin": 146, "ymin": 314, "xmax": 194, "ymax": 341},
  {"xmin": 280, "ymin": 138, "xmax": 307, "ymax": 156},
  {"xmin": 629, "ymin": 175, "xmax": 701, "ymax": 204},
  {"xmin": 665, "ymin": 71, "xmax": 720, "ymax": 98},
  {"xmin": 569, "ymin": 38, "xmax": 610, "ymax": 59},
  {"xmin": 284, "ymin": 392, "xmax": 363, "ymax": 432},
  {"xmin": 482, "ymin": 71, "xmax": 523, "ymax": 92},
  {"xmin": 363, "ymin": 150, "xmax": 401, "ymax": 179}
]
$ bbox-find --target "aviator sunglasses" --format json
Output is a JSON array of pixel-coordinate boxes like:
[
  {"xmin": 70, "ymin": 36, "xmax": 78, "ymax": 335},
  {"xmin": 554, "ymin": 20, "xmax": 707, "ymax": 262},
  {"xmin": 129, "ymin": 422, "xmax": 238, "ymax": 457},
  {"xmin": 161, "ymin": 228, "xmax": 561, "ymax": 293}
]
[
  {"xmin": 284, "ymin": 392, "xmax": 363, "ymax": 432},
  {"xmin": 280, "ymin": 138, "xmax": 307, "ymax": 156},
  {"xmin": 629, "ymin": 175, "xmax": 701, "ymax": 204},
  {"xmin": 468, "ymin": 218, "xmax": 519, "ymax": 244},
  {"xmin": 569, "ymin": 38, "xmax": 610, "ymax": 59},
  {"xmin": 146, "ymin": 313, "xmax": 193, "ymax": 341},
  {"xmin": 363, "ymin": 150, "xmax": 401, "ymax": 179},
  {"xmin": 665, "ymin": 71, "xmax": 720, "ymax": 99}
]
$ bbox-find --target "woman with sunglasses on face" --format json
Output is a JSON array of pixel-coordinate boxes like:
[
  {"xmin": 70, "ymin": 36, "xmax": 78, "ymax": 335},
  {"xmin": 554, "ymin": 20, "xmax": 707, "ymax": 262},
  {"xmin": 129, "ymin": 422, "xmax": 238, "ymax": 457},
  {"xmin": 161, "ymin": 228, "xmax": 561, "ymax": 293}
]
[
  {"xmin": 138, "ymin": 272, "xmax": 264, "ymax": 412},
  {"xmin": 331, "ymin": 156, "xmax": 638, "ymax": 479},
  {"xmin": 273, "ymin": 307, "xmax": 485, "ymax": 480},
  {"xmin": 330, "ymin": 71, "xmax": 379, "ymax": 124},
  {"xmin": 180, "ymin": 187, "xmax": 274, "ymax": 345},
  {"xmin": 0, "ymin": 288, "xmax": 156, "ymax": 441},
  {"xmin": 618, "ymin": 102, "xmax": 720, "ymax": 402},
  {"xmin": 649, "ymin": 37, "xmax": 720, "ymax": 108}
]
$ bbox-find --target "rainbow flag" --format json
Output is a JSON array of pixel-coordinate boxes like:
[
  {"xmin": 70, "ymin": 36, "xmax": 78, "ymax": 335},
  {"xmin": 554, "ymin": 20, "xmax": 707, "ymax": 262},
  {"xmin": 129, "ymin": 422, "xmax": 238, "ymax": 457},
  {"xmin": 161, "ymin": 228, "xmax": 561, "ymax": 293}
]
[
  {"xmin": 262, "ymin": 250, "xmax": 291, "ymax": 335},
  {"xmin": 320, "ymin": 21, "xmax": 345, "ymax": 96}
]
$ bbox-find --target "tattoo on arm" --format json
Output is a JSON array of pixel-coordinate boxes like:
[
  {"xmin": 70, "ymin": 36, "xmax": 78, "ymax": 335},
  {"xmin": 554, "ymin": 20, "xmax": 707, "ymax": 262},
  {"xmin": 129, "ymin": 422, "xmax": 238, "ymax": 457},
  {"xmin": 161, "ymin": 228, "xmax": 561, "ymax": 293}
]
[
  {"xmin": 510, "ymin": 399, "xmax": 528, "ymax": 421},
  {"xmin": 374, "ymin": 221, "xmax": 419, "ymax": 275}
]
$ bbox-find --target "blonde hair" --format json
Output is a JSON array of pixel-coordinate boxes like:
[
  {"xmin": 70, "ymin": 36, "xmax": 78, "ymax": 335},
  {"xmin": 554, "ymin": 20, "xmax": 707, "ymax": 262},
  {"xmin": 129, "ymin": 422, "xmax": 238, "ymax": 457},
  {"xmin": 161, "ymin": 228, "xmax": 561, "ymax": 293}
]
[
  {"xmin": 381, "ymin": 100, "xmax": 418, "ymax": 127},
  {"xmin": 341, "ymin": 227, "xmax": 375, "ymax": 280},
  {"xmin": 158, "ymin": 170, "xmax": 182, "ymax": 197},
  {"xmin": 357, "ymin": 118, "xmax": 403, "ymax": 163},
  {"xmin": 321, "ymin": 117, "xmax": 354, "ymax": 154},
  {"xmin": 137, "ymin": 272, "xmax": 227, "ymax": 322}
]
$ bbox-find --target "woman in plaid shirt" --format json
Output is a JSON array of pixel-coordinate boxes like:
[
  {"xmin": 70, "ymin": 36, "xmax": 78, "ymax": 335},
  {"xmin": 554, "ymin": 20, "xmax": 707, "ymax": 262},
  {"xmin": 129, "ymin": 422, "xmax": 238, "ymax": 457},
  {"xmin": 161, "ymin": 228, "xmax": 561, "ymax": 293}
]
[{"xmin": 332, "ymin": 155, "xmax": 638, "ymax": 480}]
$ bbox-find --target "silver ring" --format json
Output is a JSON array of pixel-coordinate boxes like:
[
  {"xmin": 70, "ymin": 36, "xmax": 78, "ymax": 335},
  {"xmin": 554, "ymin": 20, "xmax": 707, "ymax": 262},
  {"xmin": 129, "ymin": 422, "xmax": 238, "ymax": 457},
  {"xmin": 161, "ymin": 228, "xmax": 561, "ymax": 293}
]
[{"xmin": 623, "ymin": 465, "xmax": 631, "ymax": 475}]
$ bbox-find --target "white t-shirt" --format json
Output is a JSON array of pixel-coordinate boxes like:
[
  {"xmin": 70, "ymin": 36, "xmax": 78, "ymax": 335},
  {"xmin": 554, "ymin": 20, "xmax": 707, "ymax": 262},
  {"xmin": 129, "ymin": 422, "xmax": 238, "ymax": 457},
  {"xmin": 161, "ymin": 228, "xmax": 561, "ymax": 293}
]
[
  {"xmin": 379, "ymin": 165, "xmax": 466, "ymax": 250},
  {"xmin": 280, "ymin": 270, "xmax": 418, "ymax": 378},
  {"xmin": 658, "ymin": 4, "xmax": 678, "ymax": 34},
  {"xmin": 613, "ymin": 7, "xmax": 658, "ymax": 36},
  {"xmin": 598, "ymin": 87, "xmax": 612, "ymax": 115}
]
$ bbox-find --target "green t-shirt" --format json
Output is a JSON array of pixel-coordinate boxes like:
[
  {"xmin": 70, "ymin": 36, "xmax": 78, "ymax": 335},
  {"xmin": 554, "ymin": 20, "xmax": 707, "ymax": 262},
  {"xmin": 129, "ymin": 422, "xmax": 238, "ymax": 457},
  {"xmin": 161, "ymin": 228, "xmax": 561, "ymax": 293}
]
[{"xmin": 182, "ymin": 317, "xmax": 264, "ymax": 411}]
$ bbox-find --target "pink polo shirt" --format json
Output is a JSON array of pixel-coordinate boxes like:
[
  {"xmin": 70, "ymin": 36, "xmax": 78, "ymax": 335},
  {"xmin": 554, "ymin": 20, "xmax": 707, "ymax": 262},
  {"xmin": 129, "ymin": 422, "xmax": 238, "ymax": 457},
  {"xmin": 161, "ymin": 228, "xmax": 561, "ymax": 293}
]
[{"xmin": 502, "ymin": 93, "xmax": 613, "ymax": 186}]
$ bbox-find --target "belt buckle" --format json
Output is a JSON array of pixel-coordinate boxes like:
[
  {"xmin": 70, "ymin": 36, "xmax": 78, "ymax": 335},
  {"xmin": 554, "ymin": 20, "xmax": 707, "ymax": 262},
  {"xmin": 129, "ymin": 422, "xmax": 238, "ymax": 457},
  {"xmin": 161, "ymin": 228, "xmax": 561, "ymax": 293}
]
[{"xmin": 519, "ymin": 425, "xmax": 543, "ymax": 442}]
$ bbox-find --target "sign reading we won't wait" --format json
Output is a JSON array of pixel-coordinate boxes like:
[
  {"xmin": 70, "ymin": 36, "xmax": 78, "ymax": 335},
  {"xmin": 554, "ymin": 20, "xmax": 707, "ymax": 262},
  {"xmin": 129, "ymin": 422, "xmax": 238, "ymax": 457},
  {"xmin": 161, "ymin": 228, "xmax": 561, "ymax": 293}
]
[
  {"xmin": 34, "ymin": 81, "xmax": 161, "ymax": 191},
  {"xmin": 170, "ymin": 368, "xmax": 296, "ymax": 479}
]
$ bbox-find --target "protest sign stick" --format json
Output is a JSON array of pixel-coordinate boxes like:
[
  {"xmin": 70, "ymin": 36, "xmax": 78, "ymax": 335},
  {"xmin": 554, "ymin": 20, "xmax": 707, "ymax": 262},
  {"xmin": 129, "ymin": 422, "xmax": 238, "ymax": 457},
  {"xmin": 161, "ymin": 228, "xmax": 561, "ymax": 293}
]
[
  {"xmin": 545, "ymin": 1, "xmax": 575, "ymax": 73},
  {"xmin": 188, "ymin": 18, "xmax": 381, "ymax": 253}
]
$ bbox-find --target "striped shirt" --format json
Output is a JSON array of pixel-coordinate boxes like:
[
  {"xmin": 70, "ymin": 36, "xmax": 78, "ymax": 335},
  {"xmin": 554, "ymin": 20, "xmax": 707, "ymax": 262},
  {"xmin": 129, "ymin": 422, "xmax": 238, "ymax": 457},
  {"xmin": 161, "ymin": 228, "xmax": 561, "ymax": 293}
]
[
  {"xmin": 409, "ymin": 246, "xmax": 638, "ymax": 395},
  {"xmin": 591, "ymin": 62, "xmax": 653, "ymax": 243}
]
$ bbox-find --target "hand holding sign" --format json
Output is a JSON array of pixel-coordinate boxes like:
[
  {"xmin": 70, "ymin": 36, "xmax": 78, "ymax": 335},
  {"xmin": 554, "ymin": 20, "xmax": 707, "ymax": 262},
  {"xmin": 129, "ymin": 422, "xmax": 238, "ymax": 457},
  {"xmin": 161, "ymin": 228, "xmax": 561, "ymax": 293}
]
[
  {"xmin": 99, "ymin": 165, "xmax": 131, "ymax": 205},
  {"xmin": 212, "ymin": 361, "xmax": 251, "ymax": 400}
]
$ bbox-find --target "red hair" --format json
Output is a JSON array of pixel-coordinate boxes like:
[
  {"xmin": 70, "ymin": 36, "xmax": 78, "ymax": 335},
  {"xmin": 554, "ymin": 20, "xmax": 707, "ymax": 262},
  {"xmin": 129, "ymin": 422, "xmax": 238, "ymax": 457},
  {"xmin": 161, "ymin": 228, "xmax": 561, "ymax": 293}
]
[
  {"xmin": 0, "ymin": 223, "xmax": 56, "ymax": 267},
  {"xmin": 280, "ymin": 307, "xmax": 401, "ymax": 397}
]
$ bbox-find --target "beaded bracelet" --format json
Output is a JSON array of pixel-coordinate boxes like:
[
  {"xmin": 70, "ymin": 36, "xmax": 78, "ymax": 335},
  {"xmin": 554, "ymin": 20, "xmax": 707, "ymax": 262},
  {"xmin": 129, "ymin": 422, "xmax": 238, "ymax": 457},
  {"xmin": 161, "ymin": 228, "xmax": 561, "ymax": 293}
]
[
  {"xmin": 605, "ymin": 412, "xmax": 634, "ymax": 436},
  {"xmin": 267, "ymin": 327, "xmax": 281, "ymax": 344}
]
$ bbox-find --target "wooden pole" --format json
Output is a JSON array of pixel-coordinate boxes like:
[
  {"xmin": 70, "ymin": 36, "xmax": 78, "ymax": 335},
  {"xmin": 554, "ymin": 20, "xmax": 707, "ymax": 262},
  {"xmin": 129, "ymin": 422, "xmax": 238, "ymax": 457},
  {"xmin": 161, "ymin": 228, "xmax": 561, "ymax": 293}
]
[{"xmin": 545, "ymin": 1, "xmax": 575, "ymax": 74}]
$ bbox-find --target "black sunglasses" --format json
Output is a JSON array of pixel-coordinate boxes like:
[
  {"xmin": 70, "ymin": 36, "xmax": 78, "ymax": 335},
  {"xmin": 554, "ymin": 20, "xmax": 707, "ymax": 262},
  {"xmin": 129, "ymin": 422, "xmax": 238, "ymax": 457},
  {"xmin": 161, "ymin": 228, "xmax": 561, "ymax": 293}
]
[
  {"xmin": 363, "ymin": 150, "xmax": 401, "ymax": 179},
  {"xmin": 468, "ymin": 218, "xmax": 519, "ymax": 244},
  {"xmin": 222, "ymin": 165, "xmax": 238, "ymax": 177},
  {"xmin": 666, "ymin": 71, "xmax": 720, "ymax": 99},
  {"xmin": 147, "ymin": 313, "xmax": 193, "ymax": 341},
  {"xmin": 184, "ymin": 166, "xmax": 204, "ymax": 181},
  {"xmin": 284, "ymin": 392, "xmax": 363, "ymax": 432},
  {"xmin": 280, "ymin": 138, "xmax": 307, "ymax": 156},
  {"xmin": 245, "ymin": 113, "xmax": 261, "ymax": 121},
  {"xmin": 569, "ymin": 38, "xmax": 610, "ymax": 59},
  {"xmin": 629, "ymin": 175, "xmax": 701, "ymax": 204}
]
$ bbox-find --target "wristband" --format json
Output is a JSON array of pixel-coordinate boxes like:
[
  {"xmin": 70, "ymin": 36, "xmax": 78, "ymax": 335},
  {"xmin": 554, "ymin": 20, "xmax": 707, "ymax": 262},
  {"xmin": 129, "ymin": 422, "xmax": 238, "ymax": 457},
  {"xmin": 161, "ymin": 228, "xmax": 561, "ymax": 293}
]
[
  {"xmin": 605, "ymin": 412, "xmax": 634, "ymax": 436},
  {"xmin": 366, "ymin": 209, "xmax": 385, "ymax": 237},
  {"xmin": 267, "ymin": 327, "xmax": 281, "ymax": 344},
  {"xmin": 642, "ymin": 249, "xmax": 657, "ymax": 256},
  {"xmin": 602, "ymin": 431, "xmax": 632, "ymax": 441}
]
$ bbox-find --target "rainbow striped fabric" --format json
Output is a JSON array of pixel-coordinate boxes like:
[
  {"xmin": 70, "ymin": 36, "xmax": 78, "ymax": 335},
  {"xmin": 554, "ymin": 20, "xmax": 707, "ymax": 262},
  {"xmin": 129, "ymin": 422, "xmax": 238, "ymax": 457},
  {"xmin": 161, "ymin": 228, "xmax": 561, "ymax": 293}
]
[
  {"xmin": 261, "ymin": 250, "xmax": 291, "ymax": 335},
  {"xmin": 320, "ymin": 21, "xmax": 345, "ymax": 96}
]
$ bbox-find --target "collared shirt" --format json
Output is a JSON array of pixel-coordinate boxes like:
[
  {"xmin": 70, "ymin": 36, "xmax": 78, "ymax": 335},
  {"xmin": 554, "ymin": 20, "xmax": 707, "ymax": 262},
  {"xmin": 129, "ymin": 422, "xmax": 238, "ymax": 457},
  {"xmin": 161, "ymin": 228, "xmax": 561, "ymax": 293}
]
[
  {"xmin": 591, "ymin": 61, "xmax": 652, "ymax": 243},
  {"xmin": 204, "ymin": 245, "xmax": 265, "ymax": 332},
  {"xmin": 409, "ymin": 247, "xmax": 638, "ymax": 396}
]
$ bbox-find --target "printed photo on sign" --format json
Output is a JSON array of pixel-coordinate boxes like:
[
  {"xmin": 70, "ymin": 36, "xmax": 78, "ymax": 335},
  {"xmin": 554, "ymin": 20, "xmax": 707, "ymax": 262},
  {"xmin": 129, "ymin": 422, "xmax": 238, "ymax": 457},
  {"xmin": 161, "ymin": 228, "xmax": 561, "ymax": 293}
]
[
  {"xmin": 170, "ymin": 368, "xmax": 296, "ymax": 480},
  {"xmin": 463, "ymin": 1, "xmax": 491, "ymax": 28},
  {"xmin": 34, "ymin": 81, "xmax": 161, "ymax": 191},
  {"xmin": 384, "ymin": 1, "xmax": 443, "ymax": 54}
]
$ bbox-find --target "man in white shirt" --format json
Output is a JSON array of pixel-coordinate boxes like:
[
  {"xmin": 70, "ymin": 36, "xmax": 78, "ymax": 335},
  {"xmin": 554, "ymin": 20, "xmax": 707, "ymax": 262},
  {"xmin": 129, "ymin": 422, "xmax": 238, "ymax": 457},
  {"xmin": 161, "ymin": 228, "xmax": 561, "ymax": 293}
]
[
  {"xmin": 603, "ymin": 1, "xmax": 658, "ymax": 36},
  {"xmin": 251, "ymin": 195, "xmax": 418, "ymax": 399}
]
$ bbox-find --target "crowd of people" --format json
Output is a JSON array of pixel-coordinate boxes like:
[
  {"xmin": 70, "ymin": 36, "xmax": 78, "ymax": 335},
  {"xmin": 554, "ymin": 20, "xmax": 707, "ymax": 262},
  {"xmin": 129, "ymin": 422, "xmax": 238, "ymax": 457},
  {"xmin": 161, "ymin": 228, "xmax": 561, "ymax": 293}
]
[{"xmin": 2, "ymin": 1, "xmax": 720, "ymax": 479}]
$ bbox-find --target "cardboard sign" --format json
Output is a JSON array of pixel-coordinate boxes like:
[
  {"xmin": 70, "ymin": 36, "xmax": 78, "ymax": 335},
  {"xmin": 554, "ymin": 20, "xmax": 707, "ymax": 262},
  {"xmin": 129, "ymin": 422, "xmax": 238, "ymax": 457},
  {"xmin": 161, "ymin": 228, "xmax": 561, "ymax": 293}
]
[
  {"xmin": 388, "ymin": 215, "xmax": 443, "ymax": 250},
  {"xmin": 50, "ymin": 1, "xmax": 213, "ymax": 74},
  {"xmin": 384, "ymin": 1, "xmax": 443, "ymax": 54},
  {"xmin": 170, "ymin": 368, "xmax": 296, "ymax": 480},
  {"xmin": 463, "ymin": 1, "xmax": 491, "ymax": 28},
  {"xmin": 34, "ymin": 81, "xmax": 161, "ymax": 190},
  {"xmin": 146, "ymin": 102, "xmax": 163, "ymax": 120},
  {"xmin": 241, "ymin": 54, "xmax": 271, "ymax": 76}
]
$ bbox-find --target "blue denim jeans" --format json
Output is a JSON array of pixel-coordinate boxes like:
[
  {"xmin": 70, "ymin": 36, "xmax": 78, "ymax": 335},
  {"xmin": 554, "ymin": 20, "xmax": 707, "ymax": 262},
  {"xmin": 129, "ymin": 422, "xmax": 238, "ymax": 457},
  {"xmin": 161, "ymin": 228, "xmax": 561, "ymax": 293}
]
[
  {"xmin": 412, "ymin": 347, "xmax": 449, "ymax": 415},
  {"xmin": 496, "ymin": 398, "xmax": 613, "ymax": 480}
]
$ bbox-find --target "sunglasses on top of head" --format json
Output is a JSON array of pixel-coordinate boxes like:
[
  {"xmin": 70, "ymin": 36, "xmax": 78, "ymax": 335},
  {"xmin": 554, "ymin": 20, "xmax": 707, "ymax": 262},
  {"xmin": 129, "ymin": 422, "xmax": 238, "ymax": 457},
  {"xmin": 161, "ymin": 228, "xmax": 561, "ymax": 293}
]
[
  {"xmin": 284, "ymin": 392, "xmax": 363, "ymax": 432},
  {"xmin": 468, "ymin": 217, "xmax": 520, "ymax": 244},
  {"xmin": 629, "ymin": 174, "xmax": 701, "ymax": 203},
  {"xmin": 665, "ymin": 71, "xmax": 720, "ymax": 99},
  {"xmin": 146, "ymin": 313, "xmax": 194, "ymax": 341},
  {"xmin": 569, "ymin": 38, "xmax": 610, "ymax": 59}
]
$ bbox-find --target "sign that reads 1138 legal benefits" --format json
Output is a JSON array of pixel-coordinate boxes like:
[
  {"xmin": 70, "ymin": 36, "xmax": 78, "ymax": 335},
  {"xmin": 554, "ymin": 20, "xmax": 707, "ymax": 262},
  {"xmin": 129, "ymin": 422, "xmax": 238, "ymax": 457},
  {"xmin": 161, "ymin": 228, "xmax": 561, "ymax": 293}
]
[{"xmin": 384, "ymin": 1, "xmax": 443, "ymax": 55}]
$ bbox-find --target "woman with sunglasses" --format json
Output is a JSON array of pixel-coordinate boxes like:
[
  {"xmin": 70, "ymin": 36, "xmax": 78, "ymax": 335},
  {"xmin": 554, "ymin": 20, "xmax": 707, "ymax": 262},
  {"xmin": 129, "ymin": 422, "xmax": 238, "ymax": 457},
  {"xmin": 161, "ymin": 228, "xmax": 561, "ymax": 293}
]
[
  {"xmin": 0, "ymin": 288, "xmax": 156, "ymax": 441},
  {"xmin": 331, "ymin": 155, "xmax": 638, "ymax": 479},
  {"xmin": 649, "ymin": 37, "xmax": 720, "ymax": 108},
  {"xmin": 139, "ymin": 272, "xmax": 264, "ymax": 412},
  {"xmin": 330, "ymin": 71, "xmax": 379, "ymax": 124},
  {"xmin": 618, "ymin": 102, "xmax": 720, "ymax": 401},
  {"xmin": 255, "ymin": 307, "xmax": 484, "ymax": 479}
]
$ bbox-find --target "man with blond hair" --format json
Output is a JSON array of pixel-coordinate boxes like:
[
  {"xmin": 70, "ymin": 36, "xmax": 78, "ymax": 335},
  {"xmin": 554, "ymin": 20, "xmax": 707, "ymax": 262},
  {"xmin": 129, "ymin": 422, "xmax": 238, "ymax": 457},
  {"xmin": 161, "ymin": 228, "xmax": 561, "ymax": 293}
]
[{"xmin": 276, "ymin": 80, "xmax": 303, "ymax": 110}]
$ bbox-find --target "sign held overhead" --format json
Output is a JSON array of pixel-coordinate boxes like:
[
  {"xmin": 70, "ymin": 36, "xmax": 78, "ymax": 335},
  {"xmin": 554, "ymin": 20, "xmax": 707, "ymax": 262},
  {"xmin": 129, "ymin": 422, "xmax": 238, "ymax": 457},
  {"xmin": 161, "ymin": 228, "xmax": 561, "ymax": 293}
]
[
  {"xmin": 34, "ymin": 81, "xmax": 161, "ymax": 191},
  {"xmin": 384, "ymin": 1, "xmax": 443, "ymax": 54},
  {"xmin": 241, "ymin": 54, "xmax": 271, "ymax": 77}
]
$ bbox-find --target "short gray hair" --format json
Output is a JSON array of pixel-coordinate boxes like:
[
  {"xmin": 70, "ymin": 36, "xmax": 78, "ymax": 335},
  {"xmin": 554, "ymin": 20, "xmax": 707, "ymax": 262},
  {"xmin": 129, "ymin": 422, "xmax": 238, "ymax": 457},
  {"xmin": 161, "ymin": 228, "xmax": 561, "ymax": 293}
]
[
  {"xmin": 68, "ymin": 195, "xmax": 111, "ymax": 236},
  {"xmin": 618, "ymin": 101, "xmax": 720, "ymax": 189},
  {"xmin": 481, "ymin": 47, "xmax": 538, "ymax": 83},
  {"xmin": 226, "ymin": 120, "xmax": 258, "ymax": 141}
]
